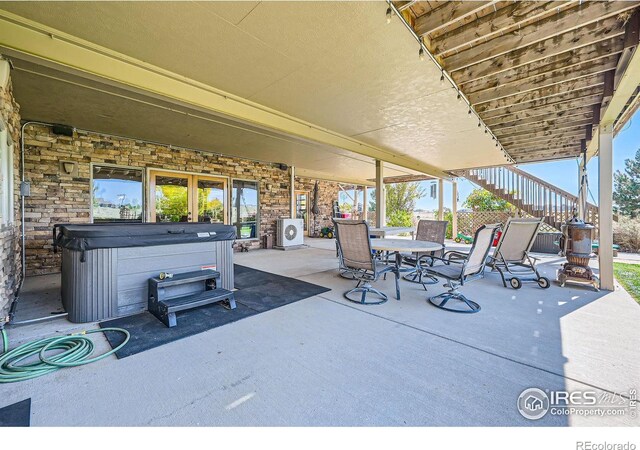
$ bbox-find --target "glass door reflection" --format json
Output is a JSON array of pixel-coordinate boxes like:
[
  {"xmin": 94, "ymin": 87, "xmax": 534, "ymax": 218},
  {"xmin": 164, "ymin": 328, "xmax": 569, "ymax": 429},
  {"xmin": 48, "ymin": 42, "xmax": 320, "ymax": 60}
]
[{"xmin": 151, "ymin": 173, "xmax": 190, "ymax": 222}]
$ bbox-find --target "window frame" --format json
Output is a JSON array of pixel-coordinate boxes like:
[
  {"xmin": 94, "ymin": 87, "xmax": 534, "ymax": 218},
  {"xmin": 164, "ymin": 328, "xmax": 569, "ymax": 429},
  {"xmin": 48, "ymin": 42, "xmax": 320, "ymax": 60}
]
[
  {"xmin": 231, "ymin": 178, "xmax": 260, "ymax": 241},
  {"xmin": 90, "ymin": 163, "xmax": 146, "ymax": 223}
]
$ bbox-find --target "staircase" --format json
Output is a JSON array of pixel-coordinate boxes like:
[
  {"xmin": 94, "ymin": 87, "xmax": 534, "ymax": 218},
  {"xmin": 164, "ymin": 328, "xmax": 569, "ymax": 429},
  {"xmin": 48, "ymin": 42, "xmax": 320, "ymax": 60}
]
[{"xmin": 455, "ymin": 166, "xmax": 598, "ymax": 231}]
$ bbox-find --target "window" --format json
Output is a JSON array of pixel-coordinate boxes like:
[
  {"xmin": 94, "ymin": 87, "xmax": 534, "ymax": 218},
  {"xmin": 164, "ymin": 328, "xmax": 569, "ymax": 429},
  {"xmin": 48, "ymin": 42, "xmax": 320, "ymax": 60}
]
[
  {"xmin": 231, "ymin": 179, "xmax": 259, "ymax": 239},
  {"xmin": 92, "ymin": 165, "xmax": 144, "ymax": 222},
  {"xmin": 0, "ymin": 120, "xmax": 13, "ymax": 226}
]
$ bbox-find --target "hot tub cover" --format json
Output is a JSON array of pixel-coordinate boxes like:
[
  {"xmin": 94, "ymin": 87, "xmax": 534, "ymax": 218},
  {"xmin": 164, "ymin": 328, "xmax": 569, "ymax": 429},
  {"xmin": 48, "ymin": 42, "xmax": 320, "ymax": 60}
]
[{"xmin": 54, "ymin": 222, "xmax": 236, "ymax": 252}]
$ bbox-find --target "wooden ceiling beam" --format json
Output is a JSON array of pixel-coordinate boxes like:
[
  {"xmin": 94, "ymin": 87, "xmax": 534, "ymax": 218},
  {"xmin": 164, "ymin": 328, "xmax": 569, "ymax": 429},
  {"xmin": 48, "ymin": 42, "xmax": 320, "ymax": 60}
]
[
  {"xmin": 452, "ymin": 21, "xmax": 625, "ymax": 85},
  {"xmin": 508, "ymin": 138, "xmax": 583, "ymax": 152},
  {"xmin": 489, "ymin": 105, "xmax": 596, "ymax": 131},
  {"xmin": 460, "ymin": 38, "xmax": 624, "ymax": 92},
  {"xmin": 443, "ymin": 2, "xmax": 637, "ymax": 72},
  {"xmin": 494, "ymin": 114, "xmax": 592, "ymax": 138},
  {"xmin": 483, "ymin": 95, "xmax": 603, "ymax": 126},
  {"xmin": 472, "ymin": 73, "xmax": 604, "ymax": 111},
  {"xmin": 478, "ymin": 87, "xmax": 603, "ymax": 119},
  {"xmin": 501, "ymin": 130, "xmax": 587, "ymax": 149},
  {"xmin": 431, "ymin": 1, "xmax": 572, "ymax": 57},
  {"xmin": 514, "ymin": 153, "xmax": 580, "ymax": 164},
  {"xmin": 468, "ymin": 55, "xmax": 618, "ymax": 105},
  {"xmin": 414, "ymin": 1, "xmax": 498, "ymax": 37},
  {"xmin": 495, "ymin": 118, "xmax": 593, "ymax": 140},
  {"xmin": 509, "ymin": 146, "xmax": 583, "ymax": 159}
]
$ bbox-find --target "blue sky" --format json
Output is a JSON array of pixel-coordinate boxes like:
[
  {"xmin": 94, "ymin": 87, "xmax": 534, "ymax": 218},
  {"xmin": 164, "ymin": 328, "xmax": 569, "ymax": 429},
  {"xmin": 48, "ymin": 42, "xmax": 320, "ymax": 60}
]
[{"xmin": 414, "ymin": 109, "xmax": 640, "ymax": 211}]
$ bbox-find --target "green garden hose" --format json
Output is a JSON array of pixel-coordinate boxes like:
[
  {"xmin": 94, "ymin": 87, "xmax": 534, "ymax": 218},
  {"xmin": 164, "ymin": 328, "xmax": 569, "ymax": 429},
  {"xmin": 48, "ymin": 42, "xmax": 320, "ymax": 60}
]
[{"xmin": 0, "ymin": 327, "xmax": 130, "ymax": 383}]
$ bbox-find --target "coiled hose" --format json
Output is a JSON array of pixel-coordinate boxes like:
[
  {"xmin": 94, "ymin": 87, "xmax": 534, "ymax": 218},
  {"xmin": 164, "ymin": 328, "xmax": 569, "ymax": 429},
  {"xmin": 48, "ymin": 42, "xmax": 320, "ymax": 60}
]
[{"xmin": 0, "ymin": 327, "xmax": 130, "ymax": 383}]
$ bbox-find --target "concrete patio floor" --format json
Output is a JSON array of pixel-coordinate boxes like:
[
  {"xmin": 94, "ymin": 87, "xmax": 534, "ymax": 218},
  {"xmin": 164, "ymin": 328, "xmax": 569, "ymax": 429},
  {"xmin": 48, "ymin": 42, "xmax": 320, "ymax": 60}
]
[{"xmin": 2, "ymin": 238, "xmax": 639, "ymax": 426}]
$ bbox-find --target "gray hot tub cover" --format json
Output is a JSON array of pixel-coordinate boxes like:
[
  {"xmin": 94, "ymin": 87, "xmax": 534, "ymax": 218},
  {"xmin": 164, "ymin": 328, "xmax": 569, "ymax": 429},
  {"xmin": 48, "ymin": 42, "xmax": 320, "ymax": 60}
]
[{"xmin": 54, "ymin": 223, "xmax": 237, "ymax": 255}]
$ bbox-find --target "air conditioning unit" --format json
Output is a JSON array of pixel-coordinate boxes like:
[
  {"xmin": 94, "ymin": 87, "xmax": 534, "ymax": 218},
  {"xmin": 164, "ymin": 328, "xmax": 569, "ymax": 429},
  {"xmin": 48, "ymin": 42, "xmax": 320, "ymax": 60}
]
[{"xmin": 276, "ymin": 218, "xmax": 304, "ymax": 247}]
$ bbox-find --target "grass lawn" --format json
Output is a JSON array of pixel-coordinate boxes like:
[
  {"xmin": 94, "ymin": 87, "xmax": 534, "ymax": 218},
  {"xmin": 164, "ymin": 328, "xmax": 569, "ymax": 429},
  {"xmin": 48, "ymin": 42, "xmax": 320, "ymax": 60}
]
[{"xmin": 613, "ymin": 262, "xmax": 640, "ymax": 304}]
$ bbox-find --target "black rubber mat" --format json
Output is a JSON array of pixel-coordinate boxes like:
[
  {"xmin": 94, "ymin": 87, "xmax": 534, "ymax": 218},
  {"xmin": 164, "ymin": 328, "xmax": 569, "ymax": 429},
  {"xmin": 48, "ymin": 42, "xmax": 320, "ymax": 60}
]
[
  {"xmin": 0, "ymin": 399, "xmax": 31, "ymax": 427},
  {"xmin": 100, "ymin": 265, "xmax": 330, "ymax": 358}
]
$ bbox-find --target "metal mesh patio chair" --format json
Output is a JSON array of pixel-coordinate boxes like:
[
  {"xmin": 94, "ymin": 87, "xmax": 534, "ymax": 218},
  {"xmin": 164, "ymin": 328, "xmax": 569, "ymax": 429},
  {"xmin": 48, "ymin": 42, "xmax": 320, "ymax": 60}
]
[
  {"xmin": 487, "ymin": 217, "xmax": 550, "ymax": 290},
  {"xmin": 424, "ymin": 223, "xmax": 500, "ymax": 313},
  {"xmin": 402, "ymin": 220, "xmax": 448, "ymax": 288},
  {"xmin": 334, "ymin": 219, "xmax": 399, "ymax": 305}
]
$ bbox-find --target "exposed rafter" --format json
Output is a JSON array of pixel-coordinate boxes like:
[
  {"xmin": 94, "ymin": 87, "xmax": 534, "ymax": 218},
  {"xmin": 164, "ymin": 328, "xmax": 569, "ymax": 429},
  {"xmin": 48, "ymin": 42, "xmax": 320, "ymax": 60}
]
[{"xmin": 404, "ymin": 1, "xmax": 640, "ymax": 165}]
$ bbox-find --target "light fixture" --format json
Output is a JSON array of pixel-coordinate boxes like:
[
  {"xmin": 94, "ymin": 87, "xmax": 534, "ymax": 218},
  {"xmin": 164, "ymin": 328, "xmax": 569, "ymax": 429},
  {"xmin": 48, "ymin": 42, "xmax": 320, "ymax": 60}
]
[
  {"xmin": 440, "ymin": 71, "xmax": 445, "ymax": 83},
  {"xmin": 457, "ymin": 92, "xmax": 462, "ymax": 101},
  {"xmin": 478, "ymin": 122, "xmax": 481, "ymax": 127},
  {"xmin": 386, "ymin": 7, "xmax": 392, "ymax": 24},
  {"xmin": 484, "ymin": 128, "xmax": 488, "ymax": 134},
  {"xmin": 418, "ymin": 47, "xmax": 425, "ymax": 61},
  {"xmin": 468, "ymin": 108, "xmax": 472, "ymax": 115}
]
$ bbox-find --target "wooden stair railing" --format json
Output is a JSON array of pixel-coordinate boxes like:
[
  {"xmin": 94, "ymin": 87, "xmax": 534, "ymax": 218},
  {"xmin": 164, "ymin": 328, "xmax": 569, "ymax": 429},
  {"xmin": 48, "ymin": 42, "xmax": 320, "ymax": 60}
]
[{"xmin": 453, "ymin": 166, "xmax": 598, "ymax": 231}]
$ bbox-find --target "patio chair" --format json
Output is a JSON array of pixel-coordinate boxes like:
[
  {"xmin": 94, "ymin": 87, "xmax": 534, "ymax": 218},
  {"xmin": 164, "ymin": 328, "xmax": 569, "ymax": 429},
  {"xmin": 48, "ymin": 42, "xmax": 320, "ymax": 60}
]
[
  {"xmin": 334, "ymin": 219, "xmax": 399, "ymax": 305},
  {"xmin": 486, "ymin": 217, "xmax": 550, "ymax": 290},
  {"xmin": 423, "ymin": 223, "xmax": 500, "ymax": 313},
  {"xmin": 402, "ymin": 219, "xmax": 448, "ymax": 288}
]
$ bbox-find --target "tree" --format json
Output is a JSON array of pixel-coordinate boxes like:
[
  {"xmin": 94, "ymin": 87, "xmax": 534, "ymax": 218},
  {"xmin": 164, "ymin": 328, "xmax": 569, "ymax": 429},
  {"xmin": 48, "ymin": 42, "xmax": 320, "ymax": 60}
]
[
  {"xmin": 614, "ymin": 149, "xmax": 640, "ymax": 218},
  {"xmin": 463, "ymin": 188, "xmax": 516, "ymax": 213},
  {"xmin": 386, "ymin": 182, "xmax": 426, "ymax": 214}
]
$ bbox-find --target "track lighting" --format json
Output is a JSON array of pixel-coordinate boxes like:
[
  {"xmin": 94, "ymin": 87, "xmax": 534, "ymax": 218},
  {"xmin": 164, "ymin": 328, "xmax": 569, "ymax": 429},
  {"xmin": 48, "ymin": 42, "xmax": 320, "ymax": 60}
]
[
  {"xmin": 418, "ymin": 47, "xmax": 425, "ymax": 61},
  {"xmin": 386, "ymin": 7, "xmax": 392, "ymax": 24}
]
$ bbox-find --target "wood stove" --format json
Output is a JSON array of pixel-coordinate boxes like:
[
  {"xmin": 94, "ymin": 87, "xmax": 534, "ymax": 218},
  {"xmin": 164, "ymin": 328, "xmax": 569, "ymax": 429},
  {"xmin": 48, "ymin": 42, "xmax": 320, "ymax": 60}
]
[{"xmin": 557, "ymin": 216, "xmax": 599, "ymax": 291}]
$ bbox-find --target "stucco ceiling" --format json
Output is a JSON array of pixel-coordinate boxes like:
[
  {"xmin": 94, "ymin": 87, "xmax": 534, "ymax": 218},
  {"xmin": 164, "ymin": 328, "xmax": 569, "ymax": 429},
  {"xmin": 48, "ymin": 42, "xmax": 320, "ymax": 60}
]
[{"xmin": 0, "ymin": 1, "xmax": 510, "ymax": 182}]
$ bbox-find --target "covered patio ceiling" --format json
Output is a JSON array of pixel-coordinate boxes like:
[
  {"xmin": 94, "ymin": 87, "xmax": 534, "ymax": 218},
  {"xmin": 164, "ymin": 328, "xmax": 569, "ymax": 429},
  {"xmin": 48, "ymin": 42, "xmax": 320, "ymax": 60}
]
[
  {"xmin": 0, "ymin": 1, "xmax": 514, "ymax": 185},
  {"xmin": 397, "ymin": 0, "xmax": 640, "ymax": 163}
]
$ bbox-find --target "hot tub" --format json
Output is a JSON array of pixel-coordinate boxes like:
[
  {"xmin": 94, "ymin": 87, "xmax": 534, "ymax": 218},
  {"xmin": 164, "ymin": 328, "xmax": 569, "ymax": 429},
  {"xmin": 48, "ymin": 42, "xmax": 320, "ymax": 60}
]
[{"xmin": 53, "ymin": 223, "xmax": 236, "ymax": 323}]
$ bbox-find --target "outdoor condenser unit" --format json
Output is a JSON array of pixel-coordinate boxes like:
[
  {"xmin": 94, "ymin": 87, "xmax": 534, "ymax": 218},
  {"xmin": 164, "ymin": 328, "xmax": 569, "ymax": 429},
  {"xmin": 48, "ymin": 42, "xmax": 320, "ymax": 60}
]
[{"xmin": 276, "ymin": 218, "xmax": 304, "ymax": 247}]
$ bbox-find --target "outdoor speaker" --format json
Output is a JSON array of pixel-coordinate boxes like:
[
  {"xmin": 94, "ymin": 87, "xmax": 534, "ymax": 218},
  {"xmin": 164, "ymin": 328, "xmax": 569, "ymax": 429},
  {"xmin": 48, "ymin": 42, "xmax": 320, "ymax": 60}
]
[{"xmin": 52, "ymin": 124, "xmax": 74, "ymax": 137}]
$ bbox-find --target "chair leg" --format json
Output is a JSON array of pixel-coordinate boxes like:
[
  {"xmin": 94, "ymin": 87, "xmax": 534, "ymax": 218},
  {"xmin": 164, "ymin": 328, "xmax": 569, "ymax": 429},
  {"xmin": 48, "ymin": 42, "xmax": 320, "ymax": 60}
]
[
  {"xmin": 394, "ymin": 270, "xmax": 400, "ymax": 301},
  {"xmin": 427, "ymin": 287, "xmax": 481, "ymax": 313},
  {"xmin": 344, "ymin": 283, "xmax": 388, "ymax": 305}
]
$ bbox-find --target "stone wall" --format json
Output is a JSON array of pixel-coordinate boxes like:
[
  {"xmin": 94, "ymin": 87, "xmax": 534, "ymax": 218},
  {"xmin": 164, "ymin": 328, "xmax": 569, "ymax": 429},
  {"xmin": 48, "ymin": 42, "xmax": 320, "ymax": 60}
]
[
  {"xmin": 294, "ymin": 177, "xmax": 340, "ymax": 237},
  {"xmin": 22, "ymin": 124, "xmax": 339, "ymax": 274},
  {"xmin": 0, "ymin": 75, "xmax": 22, "ymax": 319}
]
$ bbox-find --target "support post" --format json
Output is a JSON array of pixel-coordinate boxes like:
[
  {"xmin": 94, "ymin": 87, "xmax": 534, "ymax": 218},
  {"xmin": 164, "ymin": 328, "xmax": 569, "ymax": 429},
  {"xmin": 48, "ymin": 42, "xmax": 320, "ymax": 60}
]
[
  {"xmin": 451, "ymin": 180, "xmax": 458, "ymax": 238},
  {"xmin": 353, "ymin": 185, "xmax": 358, "ymax": 219},
  {"xmin": 578, "ymin": 151, "xmax": 588, "ymax": 222},
  {"xmin": 376, "ymin": 160, "xmax": 385, "ymax": 227},
  {"xmin": 437, "ymin": 178, "xmax": 444, "ymax": 221},
  {"xmin": 290, "ymin": 166, "xmax": 296, "ymax": 219},
  {"xmin": 363, "ymin": 187, "xmax": 368, "ymax": 222},
  {"xmin": 598, "ymin": 124, "xmax": 614, "ymax": 291}
]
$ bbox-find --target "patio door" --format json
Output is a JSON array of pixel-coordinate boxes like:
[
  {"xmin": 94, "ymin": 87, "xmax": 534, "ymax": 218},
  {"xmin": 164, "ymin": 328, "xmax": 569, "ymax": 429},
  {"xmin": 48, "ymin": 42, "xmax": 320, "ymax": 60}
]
[
  {"xmin": 295, "ymin": 190, "xmax": 309, "ymax": 235},
  {"xmin": 149, "ymin": 170, "xmax": 227, "ymax": 223}
]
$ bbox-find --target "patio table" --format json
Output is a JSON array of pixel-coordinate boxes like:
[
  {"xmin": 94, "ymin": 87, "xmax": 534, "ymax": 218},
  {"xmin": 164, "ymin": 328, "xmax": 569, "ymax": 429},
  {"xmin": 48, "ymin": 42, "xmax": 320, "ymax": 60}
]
[
  {"xmin": 370, "ymin": 238, "xmax": 441, "ymax": 300},
  {"xmin": 369, "ymin": 226, "xmax": 415, "ymax": 238}
]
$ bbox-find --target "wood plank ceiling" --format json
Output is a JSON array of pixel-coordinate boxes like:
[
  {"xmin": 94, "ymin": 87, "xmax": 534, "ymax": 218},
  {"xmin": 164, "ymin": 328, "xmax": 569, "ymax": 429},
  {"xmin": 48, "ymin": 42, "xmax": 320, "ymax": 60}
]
[{"xmin": 396, "ymin": 0, "xmax": 640, "ymax": 165}]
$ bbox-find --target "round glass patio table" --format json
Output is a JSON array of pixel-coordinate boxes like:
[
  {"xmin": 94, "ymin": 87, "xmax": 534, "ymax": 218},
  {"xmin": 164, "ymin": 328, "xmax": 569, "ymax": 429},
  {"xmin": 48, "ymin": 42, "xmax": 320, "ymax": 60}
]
[{"xmin": 370, "ymin": 238, "xmax": 442, "ymax": 300}]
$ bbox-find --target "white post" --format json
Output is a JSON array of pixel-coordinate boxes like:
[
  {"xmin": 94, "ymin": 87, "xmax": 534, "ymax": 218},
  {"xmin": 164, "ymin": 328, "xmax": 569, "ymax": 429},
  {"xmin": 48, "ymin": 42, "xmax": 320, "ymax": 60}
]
[
  {"xmin": 598, "ymin": 124, "xmax": 614, "ymax": 291},
  {"xmin": 438, "ymin": 178, "xmax": 444, "ymax": 220},
  {"xmin": 578, "ymin": 153, "xmax": 588, "ymax": 222},
  {"xmin": 290, "ymin": 166, "xmax": 296, "ymax": 219},
  {"xmin": 376, "ymin": 160, "xmax": 385, "ymax": 227},
  {"xmin": 452, "ymin": 180, "xmax": 458, "ymax": 238},
  {"xmin": 363, "ymin": 187, "xmax": 368, "ymax": 222}
]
